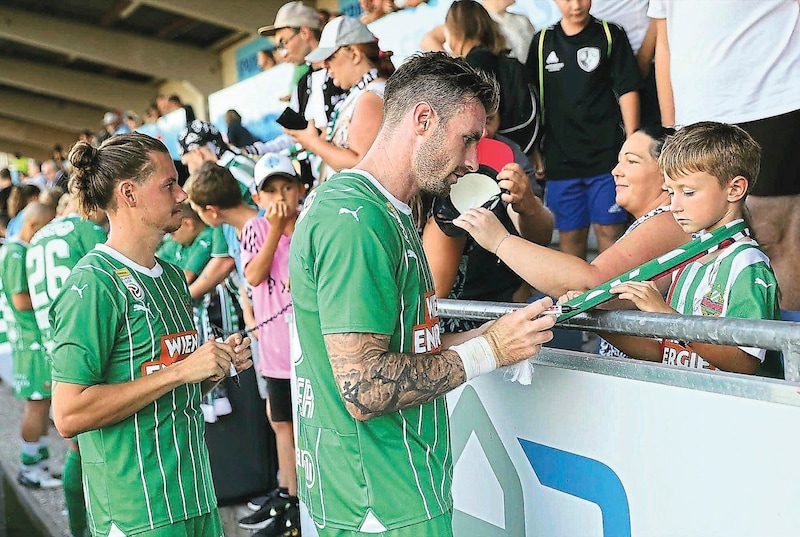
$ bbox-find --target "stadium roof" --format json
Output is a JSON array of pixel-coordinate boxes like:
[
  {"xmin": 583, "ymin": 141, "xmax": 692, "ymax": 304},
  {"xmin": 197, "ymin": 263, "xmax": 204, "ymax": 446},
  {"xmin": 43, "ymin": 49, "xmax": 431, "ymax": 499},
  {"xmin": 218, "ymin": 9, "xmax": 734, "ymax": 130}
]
[{"xmin": 0, "ymin": 0, "xmax": 285, "ymax": 160}]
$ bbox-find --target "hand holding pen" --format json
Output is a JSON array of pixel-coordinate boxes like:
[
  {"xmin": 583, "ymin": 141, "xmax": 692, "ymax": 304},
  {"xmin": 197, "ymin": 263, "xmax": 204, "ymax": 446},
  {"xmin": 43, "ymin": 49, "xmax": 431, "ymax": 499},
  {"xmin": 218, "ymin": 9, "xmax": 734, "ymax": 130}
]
[{"xmin": 210, "ymin": 326, "xmax": 253, "ymax": 387}]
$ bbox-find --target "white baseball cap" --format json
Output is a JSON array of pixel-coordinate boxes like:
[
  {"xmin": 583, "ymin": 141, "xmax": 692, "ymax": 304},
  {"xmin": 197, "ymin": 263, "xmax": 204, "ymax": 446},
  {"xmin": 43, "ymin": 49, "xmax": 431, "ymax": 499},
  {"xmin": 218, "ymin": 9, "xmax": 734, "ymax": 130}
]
[
  {"xmin": 305, "ymin": 16, "xmax": 375, "ymax": 63},
  {"xmin": 254, "ymin": 153, "xmax": 300, "ymax": 190},
  {"xmin": 259, "ymin": 1, "xmax": 321, "ymax": 36}
]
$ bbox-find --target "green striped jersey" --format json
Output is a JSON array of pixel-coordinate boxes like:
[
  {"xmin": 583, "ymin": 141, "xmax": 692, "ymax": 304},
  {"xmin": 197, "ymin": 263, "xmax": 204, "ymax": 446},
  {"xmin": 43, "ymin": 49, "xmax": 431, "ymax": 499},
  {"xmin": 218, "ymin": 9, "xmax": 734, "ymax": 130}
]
[
  {"xmin": 0, "ymin": 239, "xmax": 42, "ymax": 352},
  {"xmin": 50, "ymin": 244, "xmax": 216, "ymax": 535},
  {"xmin": 290, "ymin": 171, "xmax": 452, "ymax": 532},
  {"xmin": 156, "ymin": 226, "xmax": 214, "ymax": 277},
  {"xmin": 27, "ymin": 215, "xmax": 107, "ymax": 356},
  {"xmin": 662, "ymin": 240, "xmax": 780, "ymax": 369},
  {"xmin": 218, "ymin": 151, "xmax": 256, "ymax": 205}
]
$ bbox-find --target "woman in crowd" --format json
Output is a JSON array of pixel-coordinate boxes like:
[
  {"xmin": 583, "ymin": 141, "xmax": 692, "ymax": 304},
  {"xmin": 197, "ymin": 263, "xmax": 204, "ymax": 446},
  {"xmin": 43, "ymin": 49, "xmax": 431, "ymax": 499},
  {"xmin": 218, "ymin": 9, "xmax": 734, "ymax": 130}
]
[
  {"xmin": 442, "ymin": 0, "xmax": 538, "ymax": 153},
  {"xmin": 286, "ymin": 16, "xmax": 394, "ymax": 181},
  {"xmin": 224, "ymin": 109, "xmax": 259, "ymax": 149},
  {"xmin": 453, "ymin": 126, "xmax": 689, "ymax": 319}
]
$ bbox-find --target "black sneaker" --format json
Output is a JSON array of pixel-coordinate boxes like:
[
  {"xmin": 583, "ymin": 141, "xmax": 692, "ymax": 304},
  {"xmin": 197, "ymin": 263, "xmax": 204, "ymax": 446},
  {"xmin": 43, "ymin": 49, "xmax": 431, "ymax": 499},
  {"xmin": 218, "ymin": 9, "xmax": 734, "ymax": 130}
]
[
  {"xmin": 238, "ymin": 488, "xmax": 294, "ymax": 530},
  {"xmin": 247, "ymin": 494, "xmax": 271, "ymax": 512},
  {"xmin": 253, "ymin": 503, "xmax": 300, "ymax": 537}
]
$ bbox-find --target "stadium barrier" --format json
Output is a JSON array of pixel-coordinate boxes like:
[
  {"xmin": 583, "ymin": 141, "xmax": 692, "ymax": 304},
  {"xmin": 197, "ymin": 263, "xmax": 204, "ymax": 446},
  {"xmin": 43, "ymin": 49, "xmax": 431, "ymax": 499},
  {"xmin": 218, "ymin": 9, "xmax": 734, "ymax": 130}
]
[{"xmin": 437, "ymin": 299, "xmax": 800, "ymax": 537}]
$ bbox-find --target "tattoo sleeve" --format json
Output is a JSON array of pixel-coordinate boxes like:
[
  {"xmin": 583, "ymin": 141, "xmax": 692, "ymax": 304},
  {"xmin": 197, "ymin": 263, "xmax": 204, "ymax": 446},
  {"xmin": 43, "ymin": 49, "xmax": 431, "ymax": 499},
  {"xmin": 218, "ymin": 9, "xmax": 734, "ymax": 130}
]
[{"xmin": 324, "ymin": 332, "xmax": 467, "ymax": 421}]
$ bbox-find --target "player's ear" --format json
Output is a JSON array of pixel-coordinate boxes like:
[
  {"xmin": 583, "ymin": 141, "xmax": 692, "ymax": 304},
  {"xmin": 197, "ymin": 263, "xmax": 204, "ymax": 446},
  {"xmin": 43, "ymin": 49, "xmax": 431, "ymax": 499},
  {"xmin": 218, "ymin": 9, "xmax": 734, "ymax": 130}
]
[
  {"xmin": 412, "ymin": 102, "xmax": 434, "ymax": 136},
  {"xmin": 727, "ymin": 175, "xmax": 748, "ymax": 203}
]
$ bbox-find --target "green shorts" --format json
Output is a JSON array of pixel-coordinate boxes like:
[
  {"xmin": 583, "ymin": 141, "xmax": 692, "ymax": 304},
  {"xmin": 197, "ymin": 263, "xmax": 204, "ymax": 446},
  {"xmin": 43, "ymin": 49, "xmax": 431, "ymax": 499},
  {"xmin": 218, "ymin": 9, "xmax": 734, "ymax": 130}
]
[
  {"xmin": 12, "ymin": 348, "xmax": 52, "ymax": 400},
  {"xmin": 315, "ymin": 513, "xmax": 452, "ymax": 537},
  {"xmin": 126, "ymin": 510, "xmax": 223, "ymax": 537}
]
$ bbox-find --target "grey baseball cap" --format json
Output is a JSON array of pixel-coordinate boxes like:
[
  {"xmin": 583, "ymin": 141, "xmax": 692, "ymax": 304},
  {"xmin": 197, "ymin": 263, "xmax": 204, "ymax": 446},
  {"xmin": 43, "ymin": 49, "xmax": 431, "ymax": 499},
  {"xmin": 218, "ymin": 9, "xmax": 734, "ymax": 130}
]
[
  {"xmin": 259, "ymin": 2, "xmax": 321, "ymax": 36},
  {"xmin": 305, "ymin": 16, "xmax": 375, "ymax": 63}
]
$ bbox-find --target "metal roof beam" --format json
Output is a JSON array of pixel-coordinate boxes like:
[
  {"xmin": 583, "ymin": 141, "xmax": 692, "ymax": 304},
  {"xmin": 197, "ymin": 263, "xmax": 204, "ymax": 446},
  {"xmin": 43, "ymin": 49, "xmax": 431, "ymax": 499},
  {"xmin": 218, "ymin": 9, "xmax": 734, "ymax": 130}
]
[
  {"xmin": 0, "ymin": 139, "xmax": 50, "ymax": 162},
  {"xmin": 0, "ymin": 116, "xmax": 77, "ymax": 151},
  {"xmin": 139, "ymin": 0, "xmax": 278, "ymax": 34},
  {"xmin": 0, "ymin": 6, "xmax": 221, "ymax": 95},
  {"xmin": 0, "ymin": 88, "xmax": 105, "ymax": 133},
  {"xmin": 0, "ymin": 57, "xmax": 153, "ymax": 111}
]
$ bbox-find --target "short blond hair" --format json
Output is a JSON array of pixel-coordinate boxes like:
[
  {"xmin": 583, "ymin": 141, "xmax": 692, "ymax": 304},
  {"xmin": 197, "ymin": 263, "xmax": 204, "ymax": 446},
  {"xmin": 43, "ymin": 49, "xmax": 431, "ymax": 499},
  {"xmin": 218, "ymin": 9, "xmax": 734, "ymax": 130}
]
[{"xmin": 658, "ymin": 121, "xmax": 761, "ymax": 194}]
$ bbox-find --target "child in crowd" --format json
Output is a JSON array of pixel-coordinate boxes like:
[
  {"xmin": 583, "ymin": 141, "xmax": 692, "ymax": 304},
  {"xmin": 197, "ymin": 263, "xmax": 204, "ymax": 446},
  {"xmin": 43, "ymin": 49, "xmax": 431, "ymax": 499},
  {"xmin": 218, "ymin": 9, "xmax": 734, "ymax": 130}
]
[
  {"xmin": 604, "ymin": 122, "xmax": 781, "ymax": 376},
  {"xmin": 526, "ymin": 0, "xmax": 640, "ymax": 259},
  {"xmin": 157, "ymin": 201, "xmax": 215, "ymax": 285},
  {"xmin": 237, "ymin": 154, "xmax": 303, "ymax": 536},
  {"xmin": 157, "ymin": 201, "xmax": 239, "ymax": 423}
]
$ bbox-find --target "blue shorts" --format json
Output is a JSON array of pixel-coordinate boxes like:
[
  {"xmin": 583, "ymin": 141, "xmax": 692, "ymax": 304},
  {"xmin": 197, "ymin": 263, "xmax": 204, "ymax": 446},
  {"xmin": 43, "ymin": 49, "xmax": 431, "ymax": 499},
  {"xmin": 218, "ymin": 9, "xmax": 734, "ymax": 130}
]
[{"xmin": 544, "ymin": 173, "xmax": 628, "ymax": 231}]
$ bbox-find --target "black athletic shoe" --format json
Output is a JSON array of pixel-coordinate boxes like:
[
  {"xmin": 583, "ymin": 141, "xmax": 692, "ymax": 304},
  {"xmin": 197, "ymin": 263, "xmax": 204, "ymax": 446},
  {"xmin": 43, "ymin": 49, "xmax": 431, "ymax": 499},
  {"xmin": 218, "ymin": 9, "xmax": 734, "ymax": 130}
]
[
  {"xmin": 253, "ymin": 504, "xmax": 301, "ymax": 537},
  {"xmin": 247, "ymin": 494, "xmax": 270, "ymax": 512},
  {"xmin": 238, "ymin": 488, "xmax": 294, "ymax": 531}
]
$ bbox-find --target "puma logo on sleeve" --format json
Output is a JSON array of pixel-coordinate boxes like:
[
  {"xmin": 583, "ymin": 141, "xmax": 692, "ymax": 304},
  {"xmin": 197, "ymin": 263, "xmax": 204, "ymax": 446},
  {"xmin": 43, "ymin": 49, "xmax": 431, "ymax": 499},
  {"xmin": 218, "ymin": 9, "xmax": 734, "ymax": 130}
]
[{"xmin": 338, "ymin": 206, "xmax": 364, "ymax": 222}]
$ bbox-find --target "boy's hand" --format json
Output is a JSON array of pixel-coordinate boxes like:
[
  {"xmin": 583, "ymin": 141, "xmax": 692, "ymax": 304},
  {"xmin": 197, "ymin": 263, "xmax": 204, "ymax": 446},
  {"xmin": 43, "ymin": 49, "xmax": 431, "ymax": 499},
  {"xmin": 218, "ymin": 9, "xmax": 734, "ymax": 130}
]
[
  {"xmin": 557, "ymin": 290, "xmax": 585, "ymax": 305},
  {"xmin": 266, "ymin": 200, "xmax": 292, "ymax": 230},
  {"xmin": 611, "ymin": 281, "xmax": 674, "ymax": 313}
]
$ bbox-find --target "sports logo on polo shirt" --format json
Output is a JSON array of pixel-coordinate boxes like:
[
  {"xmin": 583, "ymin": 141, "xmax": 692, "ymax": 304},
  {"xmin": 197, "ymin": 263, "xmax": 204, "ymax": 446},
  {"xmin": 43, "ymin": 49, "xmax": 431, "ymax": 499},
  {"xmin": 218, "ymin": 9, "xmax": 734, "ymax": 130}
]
[
  {"xmin": 545, "ymin": 50, "xmax": 564, "ymax": 72},
  {"xmin": 577, "ymin": 47, "xmax": 600, "ymax": 72}
]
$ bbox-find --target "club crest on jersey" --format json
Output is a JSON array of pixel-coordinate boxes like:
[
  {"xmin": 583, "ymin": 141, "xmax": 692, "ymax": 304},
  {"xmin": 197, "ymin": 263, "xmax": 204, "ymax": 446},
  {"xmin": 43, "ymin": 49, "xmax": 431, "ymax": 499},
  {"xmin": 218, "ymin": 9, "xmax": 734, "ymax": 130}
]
[
  {"xmin": 413, "ymin": 291, "xmax": 441, "ymax": 354},
  {"xmin": 577, "ymin": 46, "xmax": 600, "ymax": 72},
  {"xmin": 115, "ymin": 268, "xmax": 144, "ymax": 301},
  {"xmin": 141, "ymin": 330, "xmax": 198, "ymax": 376},
  {"xmin": 700, "ymin": 286, "xmax": 724, "ymax": 317}
]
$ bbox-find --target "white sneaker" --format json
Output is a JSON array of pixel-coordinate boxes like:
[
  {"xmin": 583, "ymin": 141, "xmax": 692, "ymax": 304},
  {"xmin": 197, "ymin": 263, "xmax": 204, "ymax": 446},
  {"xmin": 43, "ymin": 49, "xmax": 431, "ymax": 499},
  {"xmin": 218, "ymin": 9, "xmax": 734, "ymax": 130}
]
[
  {"xmin": 40, "ymin": 458, "xmax": 64, "ymax": 478},
  {"xmin": 18, "ymin": 464, "xmax": 62, "ymax": 489}
]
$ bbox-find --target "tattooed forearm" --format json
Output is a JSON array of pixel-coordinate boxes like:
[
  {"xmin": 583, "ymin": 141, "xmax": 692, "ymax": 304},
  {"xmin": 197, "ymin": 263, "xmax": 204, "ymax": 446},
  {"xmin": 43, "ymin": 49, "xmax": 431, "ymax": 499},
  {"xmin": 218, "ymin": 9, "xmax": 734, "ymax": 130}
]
[{"xmin": 324, "ymin": 333, "xmax": 467, "ymax": 421}]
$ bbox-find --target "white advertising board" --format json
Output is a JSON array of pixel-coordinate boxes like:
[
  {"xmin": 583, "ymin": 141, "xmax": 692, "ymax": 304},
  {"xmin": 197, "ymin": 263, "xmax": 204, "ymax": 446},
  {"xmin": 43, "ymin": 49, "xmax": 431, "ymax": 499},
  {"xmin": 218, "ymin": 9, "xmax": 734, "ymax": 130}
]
[
  {"xmin": 447, "ymin": 356, "xmax": 800, "ymax": 537},
  {"xmin": 207, "ymin": 63, "xmax": 295, "ymax": 145}
]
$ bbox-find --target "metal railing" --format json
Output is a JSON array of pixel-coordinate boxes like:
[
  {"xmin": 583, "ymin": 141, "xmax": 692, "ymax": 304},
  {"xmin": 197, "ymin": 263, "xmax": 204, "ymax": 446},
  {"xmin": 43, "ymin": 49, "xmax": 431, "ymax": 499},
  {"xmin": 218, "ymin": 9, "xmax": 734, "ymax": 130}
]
[{"xmin": 438, "ymin": 299, "xmax": 800, "ymax": 405}]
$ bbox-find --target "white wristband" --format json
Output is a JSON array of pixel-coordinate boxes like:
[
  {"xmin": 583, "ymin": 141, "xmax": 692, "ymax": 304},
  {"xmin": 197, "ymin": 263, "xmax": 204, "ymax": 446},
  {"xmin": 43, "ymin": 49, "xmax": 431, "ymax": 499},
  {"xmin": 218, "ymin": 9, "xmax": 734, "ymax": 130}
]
[{"xmin": 450, "ymin": 336, "xmax": 497, "ymax": 381}]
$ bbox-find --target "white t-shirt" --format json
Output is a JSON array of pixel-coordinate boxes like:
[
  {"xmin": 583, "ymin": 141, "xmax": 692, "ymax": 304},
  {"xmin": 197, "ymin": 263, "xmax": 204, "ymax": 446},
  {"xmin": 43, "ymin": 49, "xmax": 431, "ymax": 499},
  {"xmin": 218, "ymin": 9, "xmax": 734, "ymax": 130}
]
[
  {"xmin": 305, "ymin": 68, "xmax": 334, "ymax": 129},
  {"xmin": 590, "ymin": 0, "xmax": 650, "ymax": 53},
  {"xmin": 488, "ymin": 10, "xmax": 535, "ymax": 63},
  {"xmin": 648, "ymin": 0, "xmax": 800, "ymax": 125}
]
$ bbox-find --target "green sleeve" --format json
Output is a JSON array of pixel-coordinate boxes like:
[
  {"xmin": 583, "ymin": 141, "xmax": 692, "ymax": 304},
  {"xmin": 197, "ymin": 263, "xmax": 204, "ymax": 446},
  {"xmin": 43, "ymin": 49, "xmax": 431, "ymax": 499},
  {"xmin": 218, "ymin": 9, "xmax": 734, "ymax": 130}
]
[
  {"xmin": 156, "ymin": 239, "xmax": 180, "ymax": 266},
  {"xmin": 725, "ymin": 263, "xmax": 780, "ymax": 321},
  {"xmin": 210, "ymin": 226, "xmax": 229, "ymax": 257},
  {"xmin": 82, "ymin": 224, "xmax": 108, "ymax": 251},
  {"xmin": 312, "ymin": 202, "xmax": 402, "ymax": 335},
  {"xmin": 50, "ymin": 268, "xmax": 120, "ymax": 385},
  {"xmin": 182, "ymin": 229, "xmax": 213, "ymax": 276},
  {"xmin": 5, "ymin": 245, "xmax": 29, "ymax": 295}
]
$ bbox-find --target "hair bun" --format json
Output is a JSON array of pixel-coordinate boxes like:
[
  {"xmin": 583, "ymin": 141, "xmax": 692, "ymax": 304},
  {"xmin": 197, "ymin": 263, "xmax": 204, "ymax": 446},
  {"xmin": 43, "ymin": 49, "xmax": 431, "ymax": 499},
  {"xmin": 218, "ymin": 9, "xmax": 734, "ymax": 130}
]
[{"xmin": 68, "ymin": 141, "xmax": 99, "ymax": 173}]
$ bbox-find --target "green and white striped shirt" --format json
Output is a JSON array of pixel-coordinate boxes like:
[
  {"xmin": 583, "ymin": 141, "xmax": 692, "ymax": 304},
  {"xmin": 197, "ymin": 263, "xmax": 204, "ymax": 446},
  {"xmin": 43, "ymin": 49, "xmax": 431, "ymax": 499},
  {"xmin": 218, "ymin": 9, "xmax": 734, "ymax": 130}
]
[
  {"xmin": 50, "ymin": 244, "xmax": 216, "ymax": 536},
  {"xmin": 290, "ymin": 171, "xmax": 452, "ymax": 532},
  {"xmin": 663, "ymin": 239, "xmax": 780, "ymax": 369}
]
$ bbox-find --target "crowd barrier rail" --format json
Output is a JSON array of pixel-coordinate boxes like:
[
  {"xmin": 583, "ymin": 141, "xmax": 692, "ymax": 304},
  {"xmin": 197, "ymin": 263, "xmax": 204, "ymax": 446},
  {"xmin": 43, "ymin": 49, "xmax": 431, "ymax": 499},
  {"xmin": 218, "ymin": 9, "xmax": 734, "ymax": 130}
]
[
  {"xmin": 439, "ymin": 298, "xmax": 800, "ymax": 392},
  {"xmin": 434, "ymin": 298, "xmax": 800, "ymax": 537}
]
